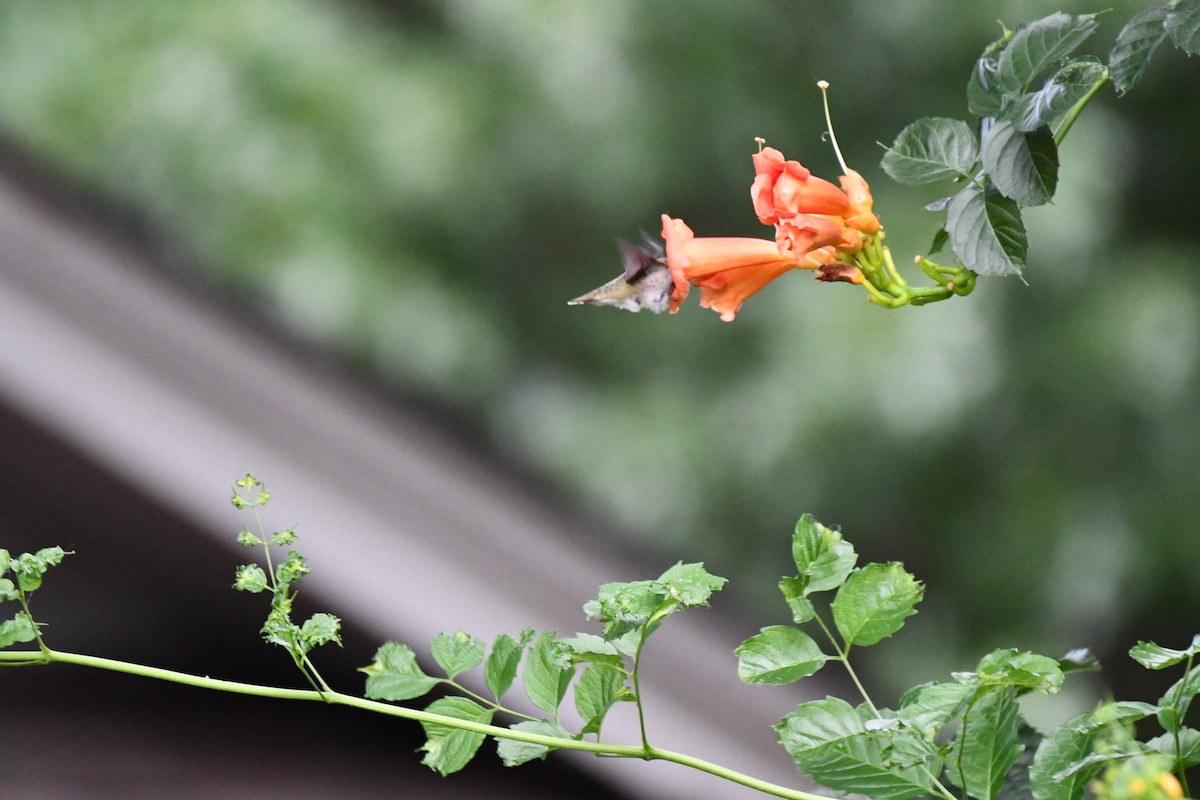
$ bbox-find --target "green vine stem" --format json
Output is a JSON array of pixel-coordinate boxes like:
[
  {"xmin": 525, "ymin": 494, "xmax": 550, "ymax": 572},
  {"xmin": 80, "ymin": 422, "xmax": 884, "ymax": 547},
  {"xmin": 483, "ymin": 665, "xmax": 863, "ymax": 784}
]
[{"xmin": 0, "ymin": 647, "xmax": 827, "ymax": 800}]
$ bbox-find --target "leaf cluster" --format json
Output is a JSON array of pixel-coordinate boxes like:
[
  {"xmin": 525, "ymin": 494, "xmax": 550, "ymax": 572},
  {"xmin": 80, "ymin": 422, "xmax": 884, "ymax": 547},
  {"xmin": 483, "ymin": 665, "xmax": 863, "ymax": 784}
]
[
  {"xmin": 360, "ymin": 561, "xmax": 725, "ymax": 775},
  {"xmin": 881, "ymin": 3, "xmax": 1200, "ymax": 278},
  {"xmin": 731, "ymin": 514, "xmax": 1200, "ymax": 800},
  {"xmin": 230, "ymin": 474, "xmax": 342, "ymax": 674},
  {"xmin": 0, "ymin": 546, "xmax": 67, "ymax": 649}
]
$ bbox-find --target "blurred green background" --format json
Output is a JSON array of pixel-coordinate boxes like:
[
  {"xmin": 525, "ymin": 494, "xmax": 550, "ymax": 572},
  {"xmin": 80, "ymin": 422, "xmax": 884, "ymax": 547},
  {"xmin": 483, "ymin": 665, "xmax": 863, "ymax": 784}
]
[{"xmin": 1, "ymin": 0, "xmax": 1196, "ymax": 708}]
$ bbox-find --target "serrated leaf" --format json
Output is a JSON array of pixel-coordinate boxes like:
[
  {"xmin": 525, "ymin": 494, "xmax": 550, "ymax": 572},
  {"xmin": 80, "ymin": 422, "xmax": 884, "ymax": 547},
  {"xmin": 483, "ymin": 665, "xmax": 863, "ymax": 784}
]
[
  {"xmin": 486, "ymin": 630, "xmax": 532, "ymax": 699},
  {"xmin": 497, "ymin": 720, "xmax": 573, "ymax": 767},
  {"xmin": 777, "ymin": 697, "xmax": 937, "ymax": 800},
  {"xmin": 1157, "ymin": 665, "xmax": 1200, "ymax": 733},
  {"xmin": 584, "ymin": 579, "xmax": 665, "ymax": 642},
  {"xmin": 981, "ymin": 120, "xmax": 1058, "ymax": 206},
  {"xmin": 1109, "ymin": 4, "xmax": 1171, "ymax": 94},
  {"xmin": 882, "ymin": 117, "xmax": 979, "ymax": 184},
  {"xmin": 897, "ymin": 681, "xmax": 973, "ymax": 739},
  {"xmin": 0, "ymin": 613, "xmax": 37, "ymax": 648},
  {"xmin": 523, "ymin": 632, "xmax": 574, "ymax": 714},
  {"xmin": 977, "ymin": 649, "xmax": 1065, "ymax": 693},
  {"xmin": 736, "ymin": 626, "xmax": 828, "ymax": 685},
  {"xmin": 233, "ymin": 563, "xmax": 269, "ymax": 593},
  {"xmin": 1167, "ymin": 0, "xmax": 1200, "ymax": 55},
  {"xmin": 299, "ymin": 612, "xmax": 342, "ymax": 650},
  {"xmin": 831, "ymin": 563, "xmax": 923, "ymax": 647},
  {"xmin": 575, "ymin": 663, "xmax": 630, "ymax": 735},
  {"xmin": 946, "ymin": 185, "xmax": 1028, "ymax": 277},
  {"xmin": 948, "ymin": 687, "xmax": 1023, "ymax": 800},
  {"xmin": 430, "ymin": 630, "xmax": 486, "ymax": 680},
  {"xmin": 968, "ymin": 26, "xmax": 1013, "ymax": 116},
  {"xmin": 0, "ymin": 577, "xmax": 18, "ymax": 603},
  {"xmin": 657, "ymin": 561, "xmax": 726, "ymax": 606},
  {"xmin": 558, "ymin": 632, "xmax": 624, "ymax": 667},
  {"xmin": 1052, "ymin": 741, "xmax": 1149, "ymax": 782},
  {"xmin": 1130, "ymin": 635, "xmax": 1200, "ymax": 669},
  {"xmin": 1070, "ymin": 700, "xmax": 1159, "ymax": 733},
  {"xmin": 1008, "ymin": 57, "xmax": 1107, "ymax": 133},
  {"xmin": 1030, "ymin": 714, "xmax": 1101, "ymax": 800},
  {"xmin": 361, "ymin": 641, "xmax": 440, "ymax": 701},
  {"xmin": 790, "ymin": 515, "xmax": 858, "ymax": 595},
  {"xmin": 1146, "ymin": 727, "xmax": 1200, "ymax": 767},
  {"xmin": 996, "ymin": 13, "xmax": 1101, "ymax": 96},
  {"xmin": 419, "ymin": 696, "xmax": 493, "ymax": 776}
]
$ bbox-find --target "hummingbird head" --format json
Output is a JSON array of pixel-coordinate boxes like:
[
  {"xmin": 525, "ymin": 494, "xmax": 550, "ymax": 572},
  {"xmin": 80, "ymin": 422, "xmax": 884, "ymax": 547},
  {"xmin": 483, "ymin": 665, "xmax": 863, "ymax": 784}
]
[{"xmin": 568, "ymin": 238, "xmax": 674, "ymax": 314}]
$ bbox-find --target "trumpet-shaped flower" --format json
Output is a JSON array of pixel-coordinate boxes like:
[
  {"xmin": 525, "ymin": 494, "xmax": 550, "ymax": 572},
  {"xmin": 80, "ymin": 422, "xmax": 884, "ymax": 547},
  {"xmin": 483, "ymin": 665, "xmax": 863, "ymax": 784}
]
[
  {"xmin": 751, "ymin": 147, "xmax": 851, "ymax": 224},
  {"xmin": 660, "ymin": 214, "xmax": 856, "ymax": 321}
]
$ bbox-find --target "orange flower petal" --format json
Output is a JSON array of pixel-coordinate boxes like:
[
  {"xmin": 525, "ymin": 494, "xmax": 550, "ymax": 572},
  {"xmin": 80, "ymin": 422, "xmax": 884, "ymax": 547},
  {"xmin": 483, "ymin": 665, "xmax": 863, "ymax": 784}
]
[
  {"xmin": 838, "ymin": 169, "xmax": 880, "ymax": 234},
  {"xmin": 752, "ymin": 147, "xmax": 851, "ymax": 224},
  {"xmin": 698, "ymin": 260, "xmax": 797, "ymax": 322}
]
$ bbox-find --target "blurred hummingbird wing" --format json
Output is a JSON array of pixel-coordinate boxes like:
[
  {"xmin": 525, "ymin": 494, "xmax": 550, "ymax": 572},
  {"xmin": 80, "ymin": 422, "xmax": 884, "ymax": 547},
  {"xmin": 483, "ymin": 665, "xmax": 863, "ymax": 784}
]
[
  {"xmin": 616, "ymin": 237, "xmax": 666, "ymax": 283},
  {"xmin": 638, "ymin": 231, "xmax": 665, "ymax": 259}
]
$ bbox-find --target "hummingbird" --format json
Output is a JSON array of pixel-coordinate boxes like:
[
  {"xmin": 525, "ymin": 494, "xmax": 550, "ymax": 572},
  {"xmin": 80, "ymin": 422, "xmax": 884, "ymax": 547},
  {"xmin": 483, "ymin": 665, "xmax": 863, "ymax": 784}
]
[{"xmin": 568, "ymin": 238, "xmax": 674, "ymax": 314}]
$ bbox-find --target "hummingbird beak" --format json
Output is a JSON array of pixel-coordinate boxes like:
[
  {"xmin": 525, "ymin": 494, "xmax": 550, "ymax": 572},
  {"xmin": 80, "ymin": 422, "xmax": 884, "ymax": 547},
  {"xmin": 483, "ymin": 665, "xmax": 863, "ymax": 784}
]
[{"xmin": 568, "ymin": 274, "xmax": 636, "ymax": 307}]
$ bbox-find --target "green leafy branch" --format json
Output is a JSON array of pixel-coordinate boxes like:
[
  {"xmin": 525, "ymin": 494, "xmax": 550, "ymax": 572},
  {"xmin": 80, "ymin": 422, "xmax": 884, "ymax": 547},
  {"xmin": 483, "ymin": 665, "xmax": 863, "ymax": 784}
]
[
  {"xmin": 4, "ymin": 482, "xmax": 1199, "ymax": 800},
  {"xmin": 880, "ymin": 2, "xmax": 1200, "ymax": 281}
]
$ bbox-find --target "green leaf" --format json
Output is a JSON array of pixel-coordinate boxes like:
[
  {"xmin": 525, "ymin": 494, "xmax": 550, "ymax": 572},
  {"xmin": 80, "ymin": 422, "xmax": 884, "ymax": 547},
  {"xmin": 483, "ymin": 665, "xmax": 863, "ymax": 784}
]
[
  {"xmin": 271, "ymin": 527, "xmax": 298, "ymax": 546},
  {"xmin": 523, "ymin": 632, "xmax": 574, "ymax": 714},
  {"xmin": 977, "ymin": 649, "xmax": 1065, "ymax": 693},
  {"xmin": 419, "ymin": 696, "xmax": 493, "ymax": 776},
  {"xmin": 497, "ymin": 720, "xmax": 573, "ymax": 767},
  {"xmin": 1146, "ymin": 727, "xmax": 1200, "ymax": 767},
  {"xmin": 574, "ymin": 663, "xmax": 630, "ymax": 735},
  {"xmin": 1130, "ymin": 635, "xmax": 1200, "ymax": 669},
  {"xmin": 928, "ymin": 227, "xmax": 950, "ymax": 255},
  {"xmin": 584, "ymin": 579, "xmax": 666, "ymax": 642},
  {"xmin": 0, "ymin": 548, "xmax": 10, "ymax": 575},
  {"xmin": 776, "ymin": 697, "xmax": 937, "ymax": 800},
  {"xmin": 235, "ymin": 529, "xmax": 262, "ymax": 548},
  {"xmin": 558, "ymin": 632, "xmax": 624, "ymax": 667},
  {"xmin": 1109, "ymin": 4, "xmax": 1171, "ymax": 94},
  {"xmin": 735, "ymin": 626, "xmax": 828, "ymax": 685},
  {"xmin": 0, "ymin": 577, "xmax": 16, "ymax": 603},
  {"xmin": 948, "ymin": 687, "xmax": 1023, "ymax": 800},
  {"xmin": 1157, "ymin": 665, "xmax": 1200, "ymax": 733},
  {"xmin": 486, "ymin": 630, "xmax": 532, "ymax": 699},
  {"xmin": 361, "ymin": 641, "xmax": 440, "ymax": 701},
  {"xmin": 9, "ymin": 548, "xmax": 67, "ymax": 593},
  {"xmin": 881, "ymin": 117, "xmax": 978, "ymax": 185},
  {"xmin": 233, "ymin": 563, "xmax": 269, "ymax": 593},
  {"xmin": 1069, "ymin": 700, "xmax": 1159, "ymax": 733},
  {"xmin": 1167, "ymin": 0, "xmax": 1200, "ymax": 55},
  {"xmin": 946, "ymin": 185, "xmax": 1027, "ymax": 277},
  {"xmin": 831, "ymin": 563, "xmax": 923, "ymax": 647},
  {"xmin": 981, "ymin": 120, "xmax": 1058, "ymax": 206},
  {"xmin": 299, "ymin": 612, "xmax": 342, "ymax": 650},
  {"xmin": 0, "ymin": 612, "xmax": 37, "ymax": 648},
  {"xmin": 657, "ymin": 561, "xmax": 726, "ymax": 606},
  {"xmin": 779, "ymin": 578, "xmax": 816, "ymax": 623},
  {"xmin": 1030, "ymin": 714, "xmax": 1101, "ymax": 800},
  {"xmin": 1007, "ymin": 57, "xmax": 1107, "ymax": 133},
  {"xmin": 790, "ymin": 514, "xmax": 858, "ymax": 595},
  {"xmin": 897, "ymin": 681, "xmax": 973, "ymax": 739},
  {"xmin": 968, "ymin": 26, "xmax": 1013, "ymax": 116},
  {"xmin": 996, "ymin": 13, "xmax": 1101, "ymax": 97},
  {"xmin": 431, "ymin": 630, "xmax": 486, "ymax": 680}
]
